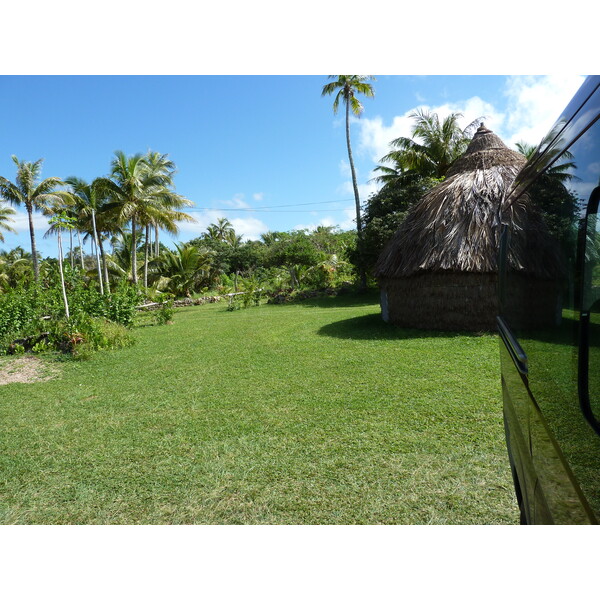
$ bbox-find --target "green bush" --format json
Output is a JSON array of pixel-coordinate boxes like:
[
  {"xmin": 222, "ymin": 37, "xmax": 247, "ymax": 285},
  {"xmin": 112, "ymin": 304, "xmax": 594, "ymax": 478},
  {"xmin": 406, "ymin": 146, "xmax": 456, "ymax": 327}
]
[
  {"xmin": 48, "ymin": 314, "xmax": 133, "ymax": 356},
  {"xmin": 0, "ymin": 281, "xmax": 138, "ymax": 356},
  {"xmin": 155, "ymin": 298, "xmax": 175, "ymax": 325}
]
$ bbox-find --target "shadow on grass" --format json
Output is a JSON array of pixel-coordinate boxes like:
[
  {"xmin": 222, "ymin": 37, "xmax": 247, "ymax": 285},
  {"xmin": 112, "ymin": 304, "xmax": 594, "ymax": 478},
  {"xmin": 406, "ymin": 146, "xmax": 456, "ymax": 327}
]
[{"xmin": 317, "ymin": 313, "xmax": 483, "ymax": 341}]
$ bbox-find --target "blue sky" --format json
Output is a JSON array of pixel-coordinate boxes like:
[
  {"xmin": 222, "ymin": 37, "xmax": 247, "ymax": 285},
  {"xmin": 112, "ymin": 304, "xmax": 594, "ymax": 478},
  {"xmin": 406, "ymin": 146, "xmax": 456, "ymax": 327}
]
[{"xmin": 0, "ymin": 74, "xmax": 587, "ymax": 258}]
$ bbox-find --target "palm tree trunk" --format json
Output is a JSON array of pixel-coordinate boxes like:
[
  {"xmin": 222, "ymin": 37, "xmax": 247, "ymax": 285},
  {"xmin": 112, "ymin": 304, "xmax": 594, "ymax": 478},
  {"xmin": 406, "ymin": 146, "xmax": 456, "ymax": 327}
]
[
  {"xmin": 144, "ymin": 223, "xmax": 149, "ymax": 288},
  {"xmin": 131, "ymin": 215, "xmax": 138, "ymax": 285},
  {"xmin": 70, "ymin": 228, "xmax": 74, "ymax": 268},
  {"xmin": 57, "ymin": 228, "xmax": 70, "ymax": 319},
  {"xmin": 155, "ymin": 225, "xmax": 160, "ymax": 256},
  {"xmin": 91, "ymin": 210, "xmax": 104, "ymax": 295},
  {"xmin": 98, "ymin": 236, "xmax": 111, "ymax": 294},
  {"xmin": 27, "ymin": 204, "xmax": 39, "ymax": 283},
  {"xmin": 77, "ymin": 230, "xmax": 84, "ymax": 269},
  {"xmin": 345, "ymin": 98, "xmax": 366, "ymax": 290}
]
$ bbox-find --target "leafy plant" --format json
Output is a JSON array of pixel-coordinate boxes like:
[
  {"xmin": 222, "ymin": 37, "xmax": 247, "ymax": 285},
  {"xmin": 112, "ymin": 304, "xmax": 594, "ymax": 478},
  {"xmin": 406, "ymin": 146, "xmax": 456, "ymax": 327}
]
[{"xmin": 155, "ymin": 298, "xmax": 175, "ymax": 325}]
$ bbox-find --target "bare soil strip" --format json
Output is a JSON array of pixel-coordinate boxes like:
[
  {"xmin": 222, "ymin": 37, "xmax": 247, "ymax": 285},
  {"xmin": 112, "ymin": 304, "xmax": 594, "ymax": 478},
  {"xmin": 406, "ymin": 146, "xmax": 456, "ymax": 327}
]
[{"xmin": 0, "ymin": 356, "xmax": 58, "ymax": 385}]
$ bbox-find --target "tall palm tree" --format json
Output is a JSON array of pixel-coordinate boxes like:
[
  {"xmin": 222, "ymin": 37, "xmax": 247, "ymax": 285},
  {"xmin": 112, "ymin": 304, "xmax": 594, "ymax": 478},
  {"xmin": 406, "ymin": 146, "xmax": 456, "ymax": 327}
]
[
  {"xmin": 0, "ymin": 202, "xmax": 16, "ymax": 243},
  {"xmin": 322, "ymin": 75, "xmax": 375, "ymax": 288},
  {"xmin": 381, "ymin": 109, "xmax": 479, "ymax": 179},
  {"xmin": 143, "ymin": 151, "xmax": 177, "ymax": 258},
  {"xmin": 0, "ymin": 156, "xmax": 64, "ymax": 282},
  {"xmin": 94, "ymin": 151, "xmax": 167, "ymax": 286},
  {"xmin": 64, "ymin": 176, "xmax": 107, "ymax": 294},
  {"xmin": 98, "ymin": 151, "xmax": 194, "ymax": 288},
  {"xmin": 48, "ymin": 210, "xmax": 76, "ymax": 318}
]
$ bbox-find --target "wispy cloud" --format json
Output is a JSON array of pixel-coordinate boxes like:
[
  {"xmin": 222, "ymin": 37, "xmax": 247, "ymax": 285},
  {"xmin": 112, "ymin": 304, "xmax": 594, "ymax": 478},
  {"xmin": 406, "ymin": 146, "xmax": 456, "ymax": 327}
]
[
  {"xmin": 354, "ymin": 75, "xmax": 587, "ymax": 193},
  {"xmin": 501, "ymin": 75, "xmax": 586, "ymax": 146},
  {"xmin": 357, "ymin": 97, "xmax": 504, "ymax": 166},
  {"xmin": 230, "ymin": 217, "xmax": 269, "ymax": 240},
  {"xmin": 10, "ymin": 208, "xmax": 51, "ymax": 234},
  {"xmin": 220, "ymin": 193, "xmax": 250, "ymax": 209}
]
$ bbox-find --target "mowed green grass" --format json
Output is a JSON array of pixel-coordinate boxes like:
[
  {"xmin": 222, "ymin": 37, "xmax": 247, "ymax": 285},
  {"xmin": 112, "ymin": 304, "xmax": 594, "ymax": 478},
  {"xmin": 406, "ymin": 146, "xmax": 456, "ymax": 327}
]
[{"xmin": 0, "ymin": 294, "xmax": 518, "ymax": 524}]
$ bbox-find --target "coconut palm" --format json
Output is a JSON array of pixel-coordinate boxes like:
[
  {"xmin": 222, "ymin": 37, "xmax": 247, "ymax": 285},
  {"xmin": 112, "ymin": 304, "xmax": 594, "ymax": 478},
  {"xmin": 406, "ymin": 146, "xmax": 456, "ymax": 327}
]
[
  {"xmin": 98, "ymin": 151, "xmax": 194, "ymax": 288},
  {"xmin": 0, "ymin": 156, "xmax": 64, "ymax": 282},
  {"xmin": 142, "ymin": 190, "xmax": 194, "ymax": 288},
  {"xmin": 143, "ymin": 151, "xmax": 177, "ymax": 255},
  {"xmin": 48, "ymin": 210, "xmax": 77, "ymax": 318},
  {"xmin": 381, "ymin": 110, "xmax": 480, "ymax": 180},
  {"xmin": 142, "ymin": 151, "xmax": 194, "ymax": 268},
  {"xmin": 0, "ymin": 202, "xmax": 16, "ymax": 243},
  {"xmin": 321, "ymin": 76, "xmax": 375, "ymax": 234},
  {"xmin": 93, "ymin": 152, "xmax": 165, "ymax": 286},
  {"xmin": 64, "ymin": 176, "xmax": 111, "ymax": 294},
  {"xmin": 322, "ymin": 75, "xmax": 375, "ymax": 288},
  {"xmin": 105, "ymin": 230, "xmax": 144, "ymax": 284}
]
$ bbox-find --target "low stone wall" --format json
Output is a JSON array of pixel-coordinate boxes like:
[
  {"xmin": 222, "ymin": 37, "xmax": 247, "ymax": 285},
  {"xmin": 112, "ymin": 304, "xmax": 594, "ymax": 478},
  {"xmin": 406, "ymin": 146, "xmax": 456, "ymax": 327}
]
[{"xmin": 136, "ymin": 293, "xmax": 240, "ymax": 311}]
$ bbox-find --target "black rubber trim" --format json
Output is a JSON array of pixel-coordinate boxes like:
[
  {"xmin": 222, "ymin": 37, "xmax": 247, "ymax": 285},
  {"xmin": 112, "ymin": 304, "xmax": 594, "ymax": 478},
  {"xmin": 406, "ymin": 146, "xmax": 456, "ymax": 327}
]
[{"xmin": 497, "ymin": 316, "xmax": 528, "ymax": 376}]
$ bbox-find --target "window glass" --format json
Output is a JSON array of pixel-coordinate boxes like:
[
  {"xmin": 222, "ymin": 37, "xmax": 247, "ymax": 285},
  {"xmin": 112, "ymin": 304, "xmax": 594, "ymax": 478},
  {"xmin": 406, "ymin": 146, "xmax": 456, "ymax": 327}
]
[{"xmin": 504, "ymin": 117, "xmax": 600, "ymax": 516}]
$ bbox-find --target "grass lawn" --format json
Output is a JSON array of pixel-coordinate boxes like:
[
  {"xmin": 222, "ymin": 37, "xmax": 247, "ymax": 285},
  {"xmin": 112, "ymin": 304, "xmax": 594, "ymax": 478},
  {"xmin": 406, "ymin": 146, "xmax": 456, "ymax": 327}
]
[{"xmin": 0, "ymin": 293, "xmax": 518, "ymax": 524}]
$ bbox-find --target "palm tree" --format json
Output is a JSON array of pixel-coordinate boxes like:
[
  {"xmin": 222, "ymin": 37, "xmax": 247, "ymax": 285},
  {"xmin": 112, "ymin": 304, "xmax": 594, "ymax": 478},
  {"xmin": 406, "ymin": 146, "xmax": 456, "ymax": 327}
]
[
  {"xmin": 381, "ymin": 109, "xmax": 479, "ymax": 179},
  {"xmin": 0, "ymin": 156, "xmax": 64, "ymax": 282},
  {"xmin": 216, "ymin": 218, "xmax": 234, "ymax": 241},
  {"xmin": 98, "ymin": 151, "xmax": 194, "ymax": 288},
  {"xmin": 48, "ymin": 210, "xmax": 76, "ymax": 318},
  {"xmin": 0, "ymin": 202, "xmax": 16, "ymax": 243},
  {"xmin": 94, "ymin": 151, "xmax": 166, "ymax": 286},
  {"xmin": 64, "ymin": 177, "xmax": 107, "ymax": 294},
  {"xmin": 157, "ymin": 242, "xmax": 213, "ymax": 297},
  {"xmin": 322, "ymin": 75, "xmax": 375, "ymax": 288},
  {"xmin": 106, "ymin": 230, "xmax": 144, "ymax": 284},
  {"xmin": 144, "ymin": 152, "xmax": 177, "ymax": 252}
]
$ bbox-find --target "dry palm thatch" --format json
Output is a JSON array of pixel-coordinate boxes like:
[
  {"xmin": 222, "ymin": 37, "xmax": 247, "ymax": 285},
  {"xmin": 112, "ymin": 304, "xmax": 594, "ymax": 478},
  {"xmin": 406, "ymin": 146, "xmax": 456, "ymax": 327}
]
[{"xmin": 375, "ymin": 125, "xmax": 563, "ymax": 331}]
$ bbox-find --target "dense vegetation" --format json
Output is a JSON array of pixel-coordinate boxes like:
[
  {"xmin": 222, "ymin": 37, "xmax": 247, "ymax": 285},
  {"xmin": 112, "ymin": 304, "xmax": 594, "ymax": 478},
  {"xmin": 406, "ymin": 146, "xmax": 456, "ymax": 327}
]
[{"xmin": 0, "ymin": 148, "xmax": 361, "ymax": 357}]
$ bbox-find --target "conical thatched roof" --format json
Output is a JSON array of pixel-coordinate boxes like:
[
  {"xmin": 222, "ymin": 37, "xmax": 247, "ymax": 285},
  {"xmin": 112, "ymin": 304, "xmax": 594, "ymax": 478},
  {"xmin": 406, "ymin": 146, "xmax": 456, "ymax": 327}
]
[{"xmin": 374, "ymin": 125, "xmax": 560, "ymax": 280}]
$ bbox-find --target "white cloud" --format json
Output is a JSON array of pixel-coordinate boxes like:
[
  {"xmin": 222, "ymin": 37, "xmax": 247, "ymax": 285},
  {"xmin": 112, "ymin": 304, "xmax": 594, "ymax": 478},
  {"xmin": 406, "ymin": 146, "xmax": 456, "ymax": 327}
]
[
  {"xmin": 351, "ymin": 75, "xmax": 587, "ymax": 198},
  {"xmin": 357, "ymin": 115, "xmax": 412, "ymax": 163},
  {"xmin": 339, "ymin": 159, "xmax": 351, "ymax": 178},
  {"xmin": 229, "ymin": 216, "xmax": 269, "ymax": 240},
  {"xmin": 588, "ymin": 162, "xmax": 600, "ymax": 176},
  {"xmin": 252, "ymin": 192, "xmax": 264, "ymax": 202},
  {"xmin": 10, "ymin": 208, "xmax": 51, "ymax": 234},
  {"xmin": 221, "ymin": 193, "xmax": 250, "ymax": 209},
  {"xmin": 170, "ymin": 209, "xmax": 268, "ymax": 242},
  {"xmin": 338, "ymin": 178, "xmax": 380, "ymax": 201},
  {"xmin": 357, "ymin": 97, "xmax": 504, "ymax": 165},
  {"xmin": 294, "ymin": 213, "xmax": 353, "ymax": 232},
  {"xmin": 501, "ymin": 75, "xmax": 586, "ymax": 147}
]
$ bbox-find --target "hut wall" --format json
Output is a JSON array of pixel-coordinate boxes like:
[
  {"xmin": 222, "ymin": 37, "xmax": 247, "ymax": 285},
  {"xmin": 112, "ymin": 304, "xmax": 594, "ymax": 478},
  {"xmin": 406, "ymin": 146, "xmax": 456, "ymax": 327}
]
[
  {"xmin": 379, "ymin": 272, "xmax": 499, "ymax": 331},
  {"xmin": 501, "ymin": 272, "xmax": 563, "ymax": 330},
  {"xmin": 380, "ymin": 271, "xmax": 561, "ymax": 332}
]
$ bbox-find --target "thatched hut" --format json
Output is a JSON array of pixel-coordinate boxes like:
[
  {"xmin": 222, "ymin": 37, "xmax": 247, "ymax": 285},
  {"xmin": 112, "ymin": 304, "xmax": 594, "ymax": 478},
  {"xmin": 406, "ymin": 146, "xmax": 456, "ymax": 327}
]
[{"xmin": 374, "ymin": 125, "xmax": 563, "ymax": 331}]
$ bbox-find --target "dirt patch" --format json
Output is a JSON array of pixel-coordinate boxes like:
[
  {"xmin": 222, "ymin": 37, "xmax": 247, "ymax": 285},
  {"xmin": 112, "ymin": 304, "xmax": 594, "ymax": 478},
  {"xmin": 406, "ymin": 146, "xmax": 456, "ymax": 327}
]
[{"xmin": 0, "ymin": 355, "xmax": 59, "ymax": 385}]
